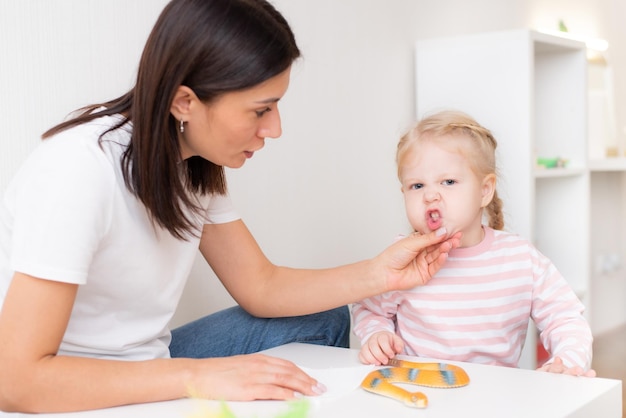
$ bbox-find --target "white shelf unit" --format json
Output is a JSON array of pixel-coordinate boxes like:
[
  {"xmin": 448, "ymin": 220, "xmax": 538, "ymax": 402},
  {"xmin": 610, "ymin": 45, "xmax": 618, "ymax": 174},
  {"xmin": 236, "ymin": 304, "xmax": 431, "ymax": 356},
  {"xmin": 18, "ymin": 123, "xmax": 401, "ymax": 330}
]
[
  {"xmin": 588, "ymin": 167, "xmax": 626, "ymax": 336},
  {"xmin": 415, "ymin": 29, "xmax": 589, "ymax": 369},
  {"xmin": 589, "ymin": 157, "xmax": 626, "ymax": 171}
]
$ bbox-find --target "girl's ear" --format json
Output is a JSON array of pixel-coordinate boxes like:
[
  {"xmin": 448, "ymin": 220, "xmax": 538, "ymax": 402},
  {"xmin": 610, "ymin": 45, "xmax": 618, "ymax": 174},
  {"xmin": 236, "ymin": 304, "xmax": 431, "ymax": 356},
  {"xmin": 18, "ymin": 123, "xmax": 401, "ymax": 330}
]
[
  {"xmin": 480, "ymin": 173, "xmax": 497, "ymax": 208},
  {"xmin": 170, "ymin": 85, "xmax": 198, "ymax": 121}
]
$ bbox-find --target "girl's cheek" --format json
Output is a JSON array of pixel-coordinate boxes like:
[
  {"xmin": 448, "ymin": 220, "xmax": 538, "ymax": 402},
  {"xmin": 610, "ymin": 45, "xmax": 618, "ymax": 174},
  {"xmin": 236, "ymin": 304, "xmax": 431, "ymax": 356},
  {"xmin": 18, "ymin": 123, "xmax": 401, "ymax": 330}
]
[{"xmin": 406, "ymin": 214, "xmax": 424, "ymax": 233}]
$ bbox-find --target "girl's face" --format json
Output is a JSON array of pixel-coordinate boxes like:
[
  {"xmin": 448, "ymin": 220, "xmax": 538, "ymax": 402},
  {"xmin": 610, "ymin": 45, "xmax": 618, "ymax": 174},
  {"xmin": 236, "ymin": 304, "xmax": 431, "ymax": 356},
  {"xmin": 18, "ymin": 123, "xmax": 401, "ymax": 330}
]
[
  {"xmin": 399, "ymin": 138, "xmax": 495, "ymax": 247},
  {"xmin": 179, "ymin": 67, "xmax": 291, "ymax": 168}
]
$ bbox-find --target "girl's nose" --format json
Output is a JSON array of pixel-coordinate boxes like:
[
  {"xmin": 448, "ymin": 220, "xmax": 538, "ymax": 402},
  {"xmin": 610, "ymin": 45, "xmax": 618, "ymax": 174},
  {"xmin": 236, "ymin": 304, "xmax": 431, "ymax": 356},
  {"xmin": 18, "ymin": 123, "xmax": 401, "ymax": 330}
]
[
  {"xmin": 424, "ymin": 189, "xmax": 440, "ymax": 202},
  {"xmin": 257, "ymin": 109, "xmax": 282, "ymax": 139}
]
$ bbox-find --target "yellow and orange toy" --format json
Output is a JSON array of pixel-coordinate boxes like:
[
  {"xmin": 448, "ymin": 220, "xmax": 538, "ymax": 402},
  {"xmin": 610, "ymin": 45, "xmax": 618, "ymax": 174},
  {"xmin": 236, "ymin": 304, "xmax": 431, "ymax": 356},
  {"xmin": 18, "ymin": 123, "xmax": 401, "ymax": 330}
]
[{"xmin": 360, "ymin": 358, "xmax": 470, "ymax": 408}]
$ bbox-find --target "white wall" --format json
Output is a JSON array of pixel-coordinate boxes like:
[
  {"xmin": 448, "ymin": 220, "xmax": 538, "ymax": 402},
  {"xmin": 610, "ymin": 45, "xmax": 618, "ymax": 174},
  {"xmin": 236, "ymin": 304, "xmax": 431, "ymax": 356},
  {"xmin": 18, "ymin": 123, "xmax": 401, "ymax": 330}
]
[
  {"xmin": 0, "ymin": 1, "xmax": 169, "ymax": 193},
  {"xmin": 2, "ymin": 0, "xmax": 625, "ymax": 337}
]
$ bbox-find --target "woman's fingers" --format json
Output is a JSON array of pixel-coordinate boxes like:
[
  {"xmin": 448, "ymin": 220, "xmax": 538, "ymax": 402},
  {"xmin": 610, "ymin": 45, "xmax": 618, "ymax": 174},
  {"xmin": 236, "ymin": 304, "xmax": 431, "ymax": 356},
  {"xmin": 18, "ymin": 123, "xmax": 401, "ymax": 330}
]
[
  {"xmin": 192, "ymin": 354, "xmax": 326, "ymax": 401},
  {"xmin": 249, "ymin": 355, "xmax": 325, "ymax": 398}
]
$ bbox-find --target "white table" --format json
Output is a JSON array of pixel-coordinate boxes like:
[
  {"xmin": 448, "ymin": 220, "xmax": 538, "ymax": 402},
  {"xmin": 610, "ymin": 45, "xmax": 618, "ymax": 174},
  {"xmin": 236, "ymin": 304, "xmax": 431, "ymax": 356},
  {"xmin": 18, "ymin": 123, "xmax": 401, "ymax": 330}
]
[{"xmin": 2, "ymin": 343, "xmax": 622, "ymax": 418}]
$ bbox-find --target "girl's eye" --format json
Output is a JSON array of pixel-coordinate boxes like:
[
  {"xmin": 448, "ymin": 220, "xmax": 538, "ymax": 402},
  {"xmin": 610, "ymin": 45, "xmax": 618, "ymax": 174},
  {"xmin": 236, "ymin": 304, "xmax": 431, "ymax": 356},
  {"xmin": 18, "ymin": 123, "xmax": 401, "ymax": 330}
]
[
  {"xmin": 410, "ymin": 183, "xmax": 423, "ymax": 190},
  {"xmin": 255, "ymin": 107, "xmax": 272, "ymax": 117},
  {"xmin": 443, "ymin": 179, "xmax": 456, "ymax": 186}
]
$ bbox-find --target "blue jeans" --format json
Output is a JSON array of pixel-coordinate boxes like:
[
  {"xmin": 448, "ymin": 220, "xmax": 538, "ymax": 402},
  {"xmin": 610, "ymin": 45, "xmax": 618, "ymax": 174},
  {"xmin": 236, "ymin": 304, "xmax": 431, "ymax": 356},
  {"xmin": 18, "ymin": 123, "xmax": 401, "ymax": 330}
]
[{"xmin": 169, "ymin": 305, "xmax": 350, "ymax": 358}]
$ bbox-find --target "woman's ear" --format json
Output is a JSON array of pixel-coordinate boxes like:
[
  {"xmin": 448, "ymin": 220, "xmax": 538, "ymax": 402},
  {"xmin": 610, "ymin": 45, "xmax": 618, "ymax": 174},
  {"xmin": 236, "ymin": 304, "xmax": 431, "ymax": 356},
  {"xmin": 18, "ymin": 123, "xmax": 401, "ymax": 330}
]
[
  {"xmin": 480, "ymin": 173, "xmax": 497, "ymax": 208},
  {"xmin": 170, "ymin": 86, "xmax": 197, "ymax": 121}
]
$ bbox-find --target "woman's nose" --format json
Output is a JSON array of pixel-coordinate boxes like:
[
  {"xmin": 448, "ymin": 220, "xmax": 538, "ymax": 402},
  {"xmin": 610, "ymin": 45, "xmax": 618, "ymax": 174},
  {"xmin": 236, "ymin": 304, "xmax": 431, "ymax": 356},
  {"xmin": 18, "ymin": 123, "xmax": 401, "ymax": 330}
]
[{"xmin": 257, "ymin": 109, "xmax": 282, "ymax": 139}]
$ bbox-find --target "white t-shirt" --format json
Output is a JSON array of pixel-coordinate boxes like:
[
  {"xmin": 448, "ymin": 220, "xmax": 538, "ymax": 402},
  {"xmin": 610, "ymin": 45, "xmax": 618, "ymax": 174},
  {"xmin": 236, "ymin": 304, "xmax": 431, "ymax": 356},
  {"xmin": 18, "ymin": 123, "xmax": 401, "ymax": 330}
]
[{"xmin": 0, "ymin": 114, "xmax": 240, "ymax": 360}]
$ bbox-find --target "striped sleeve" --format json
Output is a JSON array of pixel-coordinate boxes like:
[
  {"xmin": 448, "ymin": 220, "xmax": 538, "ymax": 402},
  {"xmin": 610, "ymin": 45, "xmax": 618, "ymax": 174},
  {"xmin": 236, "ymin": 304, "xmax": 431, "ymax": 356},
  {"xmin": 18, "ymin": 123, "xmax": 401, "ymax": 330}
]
[
  {"xmin": 530, "ymin": 248, "xmax": 593, "ymax": 370},
  {"xmin": 351, "ymin": 291, "xmax": 399, "ymax": 345}
]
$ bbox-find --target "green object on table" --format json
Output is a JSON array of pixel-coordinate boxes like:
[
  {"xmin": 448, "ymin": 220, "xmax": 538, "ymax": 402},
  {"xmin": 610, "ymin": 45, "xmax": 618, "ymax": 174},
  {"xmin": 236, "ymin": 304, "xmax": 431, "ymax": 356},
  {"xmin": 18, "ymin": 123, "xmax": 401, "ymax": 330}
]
[
  {"xmin": 199, "ymin": 400, "xmax": 310, "ymax": 418},
  {"xmin": 275, "ymin": 400, "xmax": 310, "ymax": 418}
]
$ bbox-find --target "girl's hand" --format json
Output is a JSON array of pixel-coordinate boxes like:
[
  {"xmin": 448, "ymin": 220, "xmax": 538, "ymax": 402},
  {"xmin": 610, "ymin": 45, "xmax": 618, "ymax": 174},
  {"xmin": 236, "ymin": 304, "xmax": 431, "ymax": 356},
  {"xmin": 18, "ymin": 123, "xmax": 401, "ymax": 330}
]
[
  {"xmin": 189, "ymin": 354, "xmax": 326, "ymax": 401},
  {"xmin": 537, "ymin": 356, "xmax": 596, "ymax": 377},
  {"xmin": 358, "ymin": 331, "xmax": 404, "ymax": 366}
]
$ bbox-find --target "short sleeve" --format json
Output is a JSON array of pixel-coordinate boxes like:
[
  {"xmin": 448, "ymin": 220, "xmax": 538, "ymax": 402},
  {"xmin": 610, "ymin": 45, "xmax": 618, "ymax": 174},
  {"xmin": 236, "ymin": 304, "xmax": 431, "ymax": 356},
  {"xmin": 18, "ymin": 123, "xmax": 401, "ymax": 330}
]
[
  {"xmin": 204, "ymin": 192, "xmax": 240, "ymax": 225},
  {"xmin": 8, "ymin": 136, "xmax": 114, "ymax": 284}
]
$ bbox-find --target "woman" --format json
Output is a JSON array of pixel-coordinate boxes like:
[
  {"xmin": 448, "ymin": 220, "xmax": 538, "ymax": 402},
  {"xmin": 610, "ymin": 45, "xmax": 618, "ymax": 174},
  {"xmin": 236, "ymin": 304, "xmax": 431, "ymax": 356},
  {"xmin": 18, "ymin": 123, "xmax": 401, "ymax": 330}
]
[{"xmin": 0, "ymin": 0, "xmax": 459, "ymax": 413}]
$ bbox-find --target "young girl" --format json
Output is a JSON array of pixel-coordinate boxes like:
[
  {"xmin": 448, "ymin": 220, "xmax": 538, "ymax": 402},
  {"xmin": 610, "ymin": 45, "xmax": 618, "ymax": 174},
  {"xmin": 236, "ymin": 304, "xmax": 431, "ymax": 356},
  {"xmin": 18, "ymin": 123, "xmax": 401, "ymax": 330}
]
[
  {"xmin": 352, "ymin": 110, "xmax": 595, "ymax": 376},
  {"xmin": 0, "ymin": 0, "xmax": 459, "ymax": 413}
]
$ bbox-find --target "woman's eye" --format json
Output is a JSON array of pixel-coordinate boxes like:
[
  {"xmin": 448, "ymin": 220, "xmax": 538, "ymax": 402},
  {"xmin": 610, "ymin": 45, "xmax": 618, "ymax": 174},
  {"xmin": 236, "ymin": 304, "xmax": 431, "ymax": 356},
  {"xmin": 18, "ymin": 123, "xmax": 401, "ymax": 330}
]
[{"xmin": 255, "ymin": 107, "xmax": 272, "ymax": 117}]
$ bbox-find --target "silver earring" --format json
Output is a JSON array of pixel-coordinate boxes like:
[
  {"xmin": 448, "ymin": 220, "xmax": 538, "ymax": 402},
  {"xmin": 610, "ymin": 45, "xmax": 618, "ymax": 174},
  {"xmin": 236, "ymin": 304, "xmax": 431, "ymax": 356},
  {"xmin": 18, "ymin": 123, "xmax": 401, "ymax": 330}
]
[{"xmin": 179, "ymin": 119, "xmax": 185, "ymax": 133}]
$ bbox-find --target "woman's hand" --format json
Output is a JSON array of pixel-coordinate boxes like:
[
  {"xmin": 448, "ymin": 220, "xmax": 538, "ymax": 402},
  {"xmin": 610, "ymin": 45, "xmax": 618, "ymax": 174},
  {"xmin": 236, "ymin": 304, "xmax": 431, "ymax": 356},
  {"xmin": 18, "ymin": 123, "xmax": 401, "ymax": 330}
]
[
  {"xmin": 358, "ymin": 331, "xmax": 404, "ymax": 366},
  {"xmin": 201, "ymin": 221, "xmax": 460, "ymax": 318},
  {"xmin": 537, "ymin": 356, "xmax": 596, "ymax": 377},
  {"xmin": 188, "ymin": 354, "xmax": 326, "ymax": 401},
  {"xmin": 380, "ymin": 229, "xmax": 462, "ymax": 292}
]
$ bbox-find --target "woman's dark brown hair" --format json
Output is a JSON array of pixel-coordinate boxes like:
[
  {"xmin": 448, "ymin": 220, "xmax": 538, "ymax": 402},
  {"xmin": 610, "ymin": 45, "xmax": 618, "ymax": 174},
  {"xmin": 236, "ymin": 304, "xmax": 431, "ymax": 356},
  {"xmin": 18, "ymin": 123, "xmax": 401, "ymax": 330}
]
[{"xmin": 42, "ymin": 0, "xmax": 301, "ymax": 239}]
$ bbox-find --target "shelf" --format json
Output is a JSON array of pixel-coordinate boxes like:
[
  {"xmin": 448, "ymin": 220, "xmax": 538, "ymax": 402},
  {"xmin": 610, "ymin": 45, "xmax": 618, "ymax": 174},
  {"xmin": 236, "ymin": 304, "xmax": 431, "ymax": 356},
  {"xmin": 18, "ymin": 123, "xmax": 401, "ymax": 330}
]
[
  {"xmin": 532, "ymin": 30, "xmax": 587, "ymax": 53},
  {"xmin": 534, "ymin": 167, "xmax": 586, "ymax": 178},
  {"xmin": 589, "ymin": 158, "xmax": 626, "ymax": 172}
]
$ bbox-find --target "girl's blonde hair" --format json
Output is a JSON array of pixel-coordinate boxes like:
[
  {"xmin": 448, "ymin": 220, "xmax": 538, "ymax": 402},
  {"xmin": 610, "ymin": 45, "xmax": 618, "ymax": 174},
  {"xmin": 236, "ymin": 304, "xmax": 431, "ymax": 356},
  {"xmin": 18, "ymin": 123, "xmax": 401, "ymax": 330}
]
[{"xmin": 396, "ymin": 110, "xmax": 504, "ymax": 230}]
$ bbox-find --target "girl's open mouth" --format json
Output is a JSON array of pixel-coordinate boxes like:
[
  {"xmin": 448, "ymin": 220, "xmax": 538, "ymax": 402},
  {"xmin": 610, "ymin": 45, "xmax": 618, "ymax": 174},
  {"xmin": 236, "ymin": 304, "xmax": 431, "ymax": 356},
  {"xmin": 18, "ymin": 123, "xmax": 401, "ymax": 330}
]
[{"xmin": 426, "ymin": 209, "xmax": 443, "ymax": 230}]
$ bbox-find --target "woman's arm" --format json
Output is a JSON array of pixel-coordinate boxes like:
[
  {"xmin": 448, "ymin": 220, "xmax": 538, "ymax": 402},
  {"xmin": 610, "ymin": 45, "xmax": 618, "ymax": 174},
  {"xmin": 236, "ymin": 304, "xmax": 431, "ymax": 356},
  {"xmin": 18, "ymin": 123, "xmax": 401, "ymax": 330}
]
[
  {"xmin": 200, "ymin": 220, "xmax": 458, "ymax": 317},
  {"xmin": 0, "ymin": 273, "xmax": 186, "ymax": 412},
  {"xmin": 0, "ymin": 273, "xmax": 320, "ymax": 413}
]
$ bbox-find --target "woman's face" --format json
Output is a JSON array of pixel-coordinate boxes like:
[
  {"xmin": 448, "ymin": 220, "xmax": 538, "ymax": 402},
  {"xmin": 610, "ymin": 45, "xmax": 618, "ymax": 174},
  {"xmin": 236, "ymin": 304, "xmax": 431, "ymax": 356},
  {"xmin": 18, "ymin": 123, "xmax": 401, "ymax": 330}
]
[{"xmin": 179, "ymin": 67, "xmax": 291, "ymax": 168}]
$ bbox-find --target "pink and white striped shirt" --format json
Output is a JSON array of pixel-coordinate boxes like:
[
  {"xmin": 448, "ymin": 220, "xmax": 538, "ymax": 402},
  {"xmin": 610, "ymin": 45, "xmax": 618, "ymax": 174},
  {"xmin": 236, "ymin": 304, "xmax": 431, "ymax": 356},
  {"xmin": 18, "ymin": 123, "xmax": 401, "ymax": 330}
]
[{"xmin": 352, "ymin": 227, "xmax": 592, "ymax": 370}]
